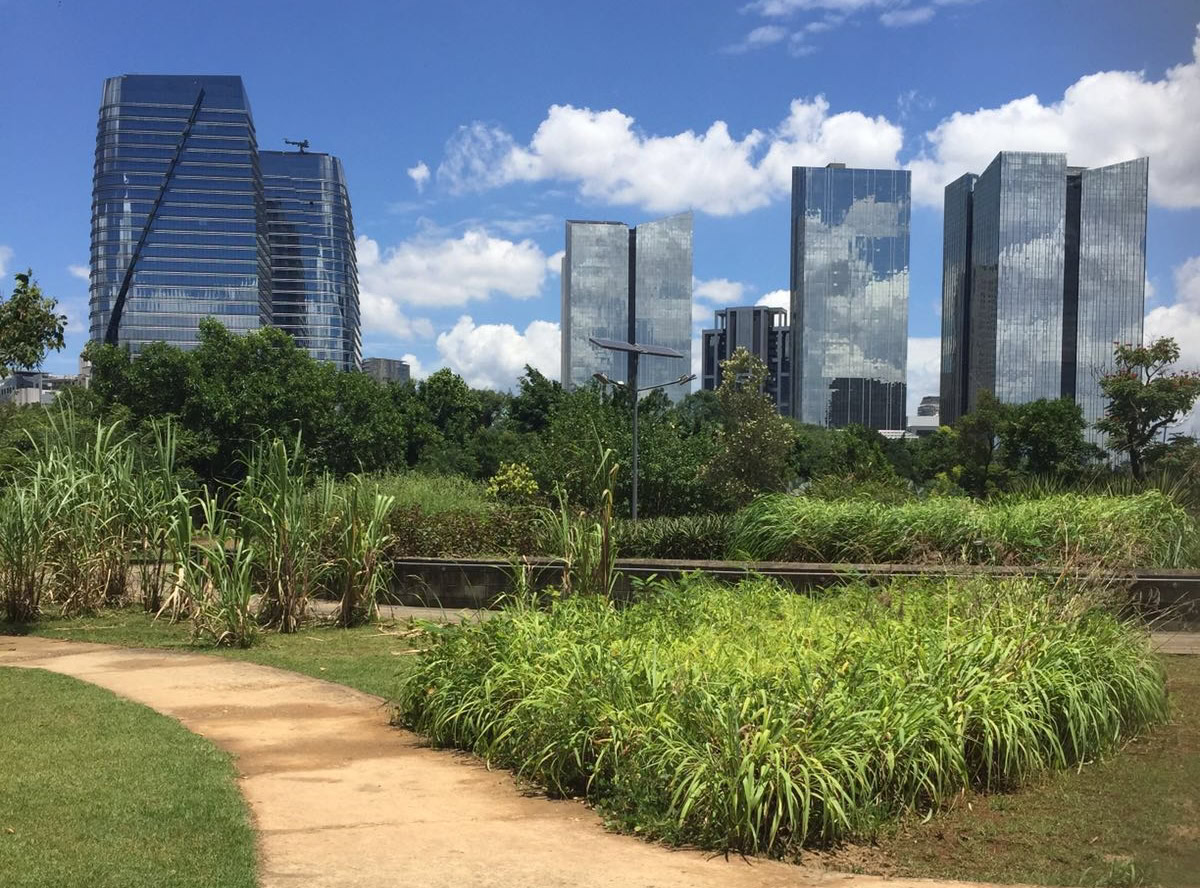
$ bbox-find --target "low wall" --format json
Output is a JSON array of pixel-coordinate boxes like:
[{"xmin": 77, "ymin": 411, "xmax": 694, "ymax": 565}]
[{"xmin": 385, "ymin": 557, "xmax": 1200, "ymax": 627}]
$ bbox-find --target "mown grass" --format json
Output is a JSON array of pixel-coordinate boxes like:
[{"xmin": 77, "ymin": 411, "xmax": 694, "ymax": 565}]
[
  {"xmin": 731, "ymin": 490, "xmax": 1195, "ymax": 568},
  {"xmin": 0, "ymin": 667, "xmax": 256, "ymax": 888},
  {"xmin": 395, "ymin": 575, "xmax": 1169, "ymax": 858},
  {"xmin": 20, "ymin": 607, "xmax": 415, "ymax": 698}
]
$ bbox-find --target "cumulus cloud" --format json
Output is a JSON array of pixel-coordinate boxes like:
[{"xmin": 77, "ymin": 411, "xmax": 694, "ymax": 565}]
[
  {"xmin": 356, "ymin": 230, "xmax": 549, "ymax": 311},
  {"xmin": 1145, "ymin": 257, "xmax": 1200, "ymax": 369},
  {"xmin": 756, "ymin": 289, "xmax": 790, "ymax": 311},
  {"xmin": 0, "ymin": 245, "xmax": 12, "ymax": 278},
  {"xmin": 400, "ymin": 352, "xmax": 429, "ymax": 381},
  {"xmin": 67, "ymin": 264, "xmax": 89, "ymax": 281},
  {"xmin": 435, "ymin": 315, "xmax": 560, "ymax": 390},
  {"xmin": 437, "ymin": 98, "xmax": 902, "ymax": 216},
  {"xmin": 546, "ymin": 250, "xmax": 565, "ymax": 274},
  {"xmin": 909, "ymin": 26, "xmax": 1200, "ymax": 206},
  {"xmin": 407, "ymin": 162, "xmax": 431, "ymax": 192}
]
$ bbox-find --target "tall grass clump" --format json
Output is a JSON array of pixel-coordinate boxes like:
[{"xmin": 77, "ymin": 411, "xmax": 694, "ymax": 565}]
[
  {"xmin": 731, "ymin": 490, "xmax": 1194, "ymax": 568},
  {"xmin": 0, "ymin": 479, "xmax": 59, "ymax": 622},
  {"xmin": 613, "ymin": 514, "xmax": 734, "ymax": 560},
  {"xmin": 324, "ymin": 475, "xmax": 395, "ymax": 627},
  {"xmin": 396, "ymin": 575, "xmax": 1167, "ymax": 857},
  {"xmin": 188, "ymin": 489, "xmax": 258, "ymax": 647}
]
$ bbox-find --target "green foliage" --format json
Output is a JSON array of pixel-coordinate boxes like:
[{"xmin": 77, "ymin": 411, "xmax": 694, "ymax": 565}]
[
  {"xmin": 395, "ymin": 575, "xmax": 1167, "ymax": 856},
  {"xmin": 730, "ymin": 490, "xmax": 1194, "ymax": 567},
  {"xmin": 187, "ymin": 489, "xmax": 258, "ymax": 648},
  {"xmin": 325, "ymin": 476, "xmax": 395, "ymax": 627},
  {"xmin": 613, "ymin": 514, "xmax": 734, "ymax": 560},
  {"xmin": 1098, "ymin": 337, "xmax": 1200, "ymax": 480},
  {"xmin": 702, "ymin": 348, "xmax": 796, "ymax": 509},
  {"xmin": 0, "ymin": 269, "xmax": 66, "ymax": 378},
  {"xmin": 485, "ymin": 461, "xmax": 540, "ymax": 505},
  {"xmin": 534, "ymin": 449, "xmax": 618, "ymax": 597}
]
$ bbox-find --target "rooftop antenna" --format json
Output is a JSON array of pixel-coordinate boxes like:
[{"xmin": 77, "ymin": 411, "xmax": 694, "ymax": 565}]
[{"xmin": 284, "ymin": 138, "xmax": 309, "ymax": 153}]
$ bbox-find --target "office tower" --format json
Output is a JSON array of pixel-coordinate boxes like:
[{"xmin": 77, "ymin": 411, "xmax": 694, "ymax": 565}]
[
  {"xmin": 90, "ymin": 75, "xmax": 271, "ymax": 352},
  {"xmin": 261, "ymin": 150, "xmax": 360, "ymax": 371},
  {"xmin": 560, "ymin": 212, "xmax": 692, "ymax": 402},
  {"xmin": 938, "ymin": 152, "xmax": 1148, "ymax": 437},
  {"xmin": 791, "ymin": 163, "xmax": 911, "ymax": 429},
  {"xmin": 700, "ymin": 305, "xmax": 792, "ymax": 414},
  {"xmin": 90, "ymin": 74, "xmax": 362, "ymax": 369},
  {"xmin": 363, "ymin": 356, "xmax": 411, "ymax": 384},
  {"xmin": 906, "ymin": 394, "xmax": 940, "ymax": 437}
]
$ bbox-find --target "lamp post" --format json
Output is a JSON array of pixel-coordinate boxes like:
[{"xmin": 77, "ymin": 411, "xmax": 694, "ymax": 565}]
[{"xmin": 588, "ymin": 336, "xmax": 693, "ymax": 520}]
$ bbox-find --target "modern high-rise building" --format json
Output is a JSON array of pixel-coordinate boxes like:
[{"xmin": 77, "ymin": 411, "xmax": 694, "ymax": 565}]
[
  {"xmin": 90, "ymin": 75, "xmax": 271, "ymax": 353},
  {"xmin": 560, "ymin": 212, "xmax": 692, "ymax": 402},
  {"xmin": 700, "ymin": 305, "xmax": 791, "ymax": 414},
  {"xmin": 261, "ymin": 150, "xmax": 360, "ymax": 371},
  {"xmin": 90, "ymin": 74, "xmax": 360, "ymax": 369},
  {"xmin": 791, "ymin": 163, "xmax": 911, "ymax": 429},
  {"xmin": 362, "ymin": 356, "xmax": 411, "ymax": 384},
  {"xmin": 938, "ymin": 152, "xmax": 1148, "ymax": 438}
]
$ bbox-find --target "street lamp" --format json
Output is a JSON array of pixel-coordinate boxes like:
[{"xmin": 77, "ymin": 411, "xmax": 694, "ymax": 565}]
[{"xmin": 588, "ymin": 336, "xmax": 694, "ymax": 520}]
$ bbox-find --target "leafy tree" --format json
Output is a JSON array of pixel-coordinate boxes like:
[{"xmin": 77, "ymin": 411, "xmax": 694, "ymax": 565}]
[
  {"xmin": 999, "ymin": 398, "xmax": 1099, "ymax": 481},
  {"xmin": 952, "ymin": 391, "xmax": 1011, "ymax": 498},
  {"xmin": 1097, "ymin": 337, "xmax": 1200, "ymax": 480},
  {"xmin": 508, "ymin": 366, "xmax": 563, "ymax": 434},
  {"xmin": 0, "ymin": 270, "xmax": 66, "ymax": 378},
  {"xmin": 702, "ymin": 348, "xmax": 796, "ymax": 509}
]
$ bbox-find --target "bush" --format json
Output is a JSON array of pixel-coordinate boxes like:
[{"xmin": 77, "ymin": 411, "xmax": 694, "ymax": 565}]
[
  {"xmin": 395, "ymin": 575, "xmax": 1167, "ymax": 856},
  {"xmin": 612, "ymin": 515, "xmax": 734, "ymax": 560},
  {"xmin": 385, "ymin": 504, "xmax": 541, "ymax": 558},
  {"xmin": 730, "ymin": 490, "xmax": 1195, "ymax": 568}
]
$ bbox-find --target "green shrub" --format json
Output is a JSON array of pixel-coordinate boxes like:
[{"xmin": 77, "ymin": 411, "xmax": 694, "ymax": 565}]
[
  {"xmin": 485, "ymin": 462, "xmax": 540, "ymax": 505},
  {"xmin": 395, "ymin": 575, "xmax": 1167, "ymax": 856},
  {"xmin": 369, "ymin": 473, "xmax": 493, "ymax": 515},
  {"xmin": 613, "ymin": 515, "xmax": 734, "ymax": 560},
  {"xmin": 385, "ymin": 504, "xmax": 540, "ymax": 558},
  {"xmin": 730, "ymin": 490, "xmax": 1195, "ymax": 568}
]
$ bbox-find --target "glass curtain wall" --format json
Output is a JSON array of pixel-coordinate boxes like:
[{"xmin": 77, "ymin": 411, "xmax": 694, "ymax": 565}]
[
  {"xmin": 561, "ymin": 221, "xmax": 630, "ymax": 390},
  {"xmin": 939, "ymin": 173, "xmax": 976, "ymax": 425},
  {"xmin": 261, "ymin": 150, "xmax": 360, "ymax": 371},
  {"xmin": 632, "ymin": 212, "xmax": 692, "ymax": 402},
  {"xmin": 89, "ymin": 75, "xmax": 270, "ymax": 352},
  {"xmin": 791, "ymin": 165, "xmax": 910, "ymax": 429}
]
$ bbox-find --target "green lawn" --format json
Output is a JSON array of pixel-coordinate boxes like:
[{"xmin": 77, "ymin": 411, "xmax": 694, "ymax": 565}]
[
  {"xmin": 0, "ymin": 667, "xmax": 257, "ymax": 888},
  {"xmin": 24, "ymin": 606, "xmax": 416, "ymax": 698},
  {"xmin": 825, "ymin": 656, "xmax": 1200, "ymax": 887}
]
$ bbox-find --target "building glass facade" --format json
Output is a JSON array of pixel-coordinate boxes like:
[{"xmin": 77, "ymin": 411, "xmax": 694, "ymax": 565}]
[
  {"xmin": 261, "ymin": 150, "xmax": 360, "ymax": 371},
  {"xmin": 90, "ymin": 75, "xmax": 271, "ymax": 352},
  {"xmin": 1075, "ymin": 158, "xmax": 1149, "ymax": 438},
  {"xmin": 791, "ymin": 164, "xmax": 910, "ymax": 429},
  {"xmin": 631, "ymin": 213, "xmax": 693, "ymax": 398},
  {"xmin": 941, "ymin": 152, "xmax": 1147, "ymax": 442},
  {"xmin": 701, "ymin": 305, "xmax": 791, "ymax": 414},
  {"xmin": 561, "ymin": 213, "xmax": 692, "ymax": 402},
  {"xmin": 967, "ymin": 152, "xmax": 1067, "ymax": 413},
  {"xmin": 938, "ymin": 173, "xmax": 976, "ymax": 425}
]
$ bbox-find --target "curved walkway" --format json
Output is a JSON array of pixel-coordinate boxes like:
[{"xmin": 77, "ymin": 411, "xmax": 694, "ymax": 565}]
[{"xmin": 1, "ymin": 636, "xmax": 1024, "ymax": 888}]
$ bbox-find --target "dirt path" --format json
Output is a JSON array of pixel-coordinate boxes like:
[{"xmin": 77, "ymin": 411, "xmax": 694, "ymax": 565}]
[{"xmin": 1, "ymin": 636, "xmax": 1029, "ymax": 888}]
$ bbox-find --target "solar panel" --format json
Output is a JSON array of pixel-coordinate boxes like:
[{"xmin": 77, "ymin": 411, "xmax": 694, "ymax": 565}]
[{"xmin": 588, "ymin": 337, "xmax": 685, "ymax": 359}]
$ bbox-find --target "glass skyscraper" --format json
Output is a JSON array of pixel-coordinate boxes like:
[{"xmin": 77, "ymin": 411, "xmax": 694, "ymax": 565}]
[
  {"xmin": 938, "ymin": 152, "xmax": 1147, "ymax": 438},
  {"xmin": 90, "ymin": 74, "xmax": 360, "ymax": 370},
  {"xmin": 90, "ymin": 75, "xmax": 270, "ymax": 352},
  {"xmin": 791, "ymin": 164, "xmax": 910, "ymax": 429},
  {"xmin": 560, "ymin": 212, "xmax": 692, "ymax": 402},
  {"xmin": 261, "ymin": 150, "xmax": 360, "ymax": 371}
]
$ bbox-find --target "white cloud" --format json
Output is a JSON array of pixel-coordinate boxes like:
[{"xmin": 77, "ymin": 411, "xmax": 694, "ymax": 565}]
[
  {"xmin": 401, "ymin": 352, "xmax": 429, "ymax": 381},
  {"xmin": 67, "ymin": 264, "xmax": 89, "ymax": 281},
  {"xmin": 407, "ymin": 161, "xmax": 430, "ymax": 192},
  {"xmin": 1142, "ymin": 257, "xmax": 1200, "ymax": 435},
  {"xmin": 435, "ymin": 315, "xmax": 560, "ymax": 390},
  {"xmin": 724, "ymin": 24, "xmax": 789, "ymax": 53},
  {"xmin": 437, "ymin": 98, "xmax": 902, "ymax": 216},
  {"xmin": 906, "ymin": 335, "xmax": 941, "ymax": 419},
  {"xmin": 909, "ymin": 26, "xmax": 1200, "ymax": 207},
  {"xmin": 756, "ymin": 289, "xmax": 790, "ymax": 311},
  {"xmin": 356, "ymin": 229, "xmax": 549, "ymax": 310},
  {"xmin": 694, "ymin": 278, "xmax": 747, "ymax": 305},
  {"xmin": 880, "ymin": 5, "xmax": 934, "ymax": 26},
  {"xmin": 0, "ymin": 245, "xmax": 12, "ymax": 278},
  {"xmin": 546, "ymin": 249, "xmax": 565, "ymax": 274}
]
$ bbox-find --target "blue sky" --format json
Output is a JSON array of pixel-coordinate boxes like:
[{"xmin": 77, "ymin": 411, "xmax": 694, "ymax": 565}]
[{"xmin": 2, "ymin": 0, "xmax": 1199, "ymax": 416}]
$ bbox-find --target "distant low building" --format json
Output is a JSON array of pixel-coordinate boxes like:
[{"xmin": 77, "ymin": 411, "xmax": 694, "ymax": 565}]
[
  {"xmin": 906, "ymin": 394, "xmax": 940, "ymax": 437},
  {"xmin": 0, "ymin": 372, "xmax": 78, "ymax": 406},
  {"xmin": 362, "ymin": 357, "xmax": 411, "ymax": 384},
  {"xmin": 700, "ymin": 305, "xmax": 791, "ymax": 415}
]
